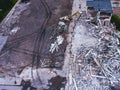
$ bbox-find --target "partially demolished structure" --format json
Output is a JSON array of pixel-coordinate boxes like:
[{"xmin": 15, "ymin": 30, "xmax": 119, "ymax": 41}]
[
  {"xmin": 0, "ymin": 0, "xmax": 120, "ymax": 90},
  {"xmin": 65, "ymin": 4, "xmax": 120, "ymax": 90}
]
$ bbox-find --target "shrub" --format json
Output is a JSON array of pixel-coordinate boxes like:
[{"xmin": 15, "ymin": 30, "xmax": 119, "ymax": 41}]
[{"xmin": 111, "ymin": 15, "xmax": 120, "ymax": 31}]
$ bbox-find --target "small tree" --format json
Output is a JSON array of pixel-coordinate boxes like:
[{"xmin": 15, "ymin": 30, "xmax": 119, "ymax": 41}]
[{"xmin": 111, "ymin": 15, "xmax": 120, "ymax": 31}]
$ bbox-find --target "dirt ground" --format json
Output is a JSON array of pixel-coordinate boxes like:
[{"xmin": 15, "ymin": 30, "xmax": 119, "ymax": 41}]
[{"xmin": 0, "ymin": 0, "xmax": 73, "ymax": 76}]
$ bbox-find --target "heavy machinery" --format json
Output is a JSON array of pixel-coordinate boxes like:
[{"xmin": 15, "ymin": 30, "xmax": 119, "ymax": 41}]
[
  {"xmin": 50, "ymin": 11, "xmax": 81, "ymax": 40},
  {"xmin": 60, "ymin": 11, "xmax": 82, "ymax": 22},
  {"xmin": 50, "ymin": 21, "xmax": 67, "ymax": 39}
]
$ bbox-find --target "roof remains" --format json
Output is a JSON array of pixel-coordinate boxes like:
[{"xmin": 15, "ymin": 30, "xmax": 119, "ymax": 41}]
[{"xmin": 87, "ymin": 0, "xmax": 113, "ymax": 13}]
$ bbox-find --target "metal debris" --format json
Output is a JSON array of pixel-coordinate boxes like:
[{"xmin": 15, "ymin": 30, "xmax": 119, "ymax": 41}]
[{"xmin": 66, "ymin": 10, "xmax": 120, "ymax": 90}]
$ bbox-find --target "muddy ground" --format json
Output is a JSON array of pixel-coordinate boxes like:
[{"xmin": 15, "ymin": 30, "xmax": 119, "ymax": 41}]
[{"xmin": 0, "ymin": 0, "xmax": 73, "ymax": 76}]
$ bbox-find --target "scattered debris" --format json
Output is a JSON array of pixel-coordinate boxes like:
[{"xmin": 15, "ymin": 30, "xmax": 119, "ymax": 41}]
[
  {"xmin": 49, "ymin": 35, "xmax": 64, "ymax": 53},
  {"xmin": 66, "ymin": 9, "xmax": 120, "ymax": 90},
  {"xmin": 0, "ymin": 0, "xmax": 120, "ymax": 90},
  {"xmin": 10, "ymin": 27, "xmax": 20, "ymax": 35},
  {"xmin": 49, "ymin": 11, "xmax": 82, "ymax": 54}
]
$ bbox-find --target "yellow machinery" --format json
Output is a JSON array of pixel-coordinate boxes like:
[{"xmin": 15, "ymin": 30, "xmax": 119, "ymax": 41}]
[
  {"xmin": 60, "ymin": 11, "xmax": 81, "ymax": 22},
  {"xmin": 69, "ymin": 11, "xmax": 81, "ymax": 20}
]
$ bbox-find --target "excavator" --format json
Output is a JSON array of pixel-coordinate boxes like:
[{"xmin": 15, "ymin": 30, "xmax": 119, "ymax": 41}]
[
  {"xmin": 50, "ymin": 11, "xmax": 82, "ymax": 39},
  {"xmin": 60, "ymin": 11, "xmax": 82, "ymax": 22}
]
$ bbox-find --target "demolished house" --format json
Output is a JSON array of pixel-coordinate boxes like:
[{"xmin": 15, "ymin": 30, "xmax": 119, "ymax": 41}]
[
  {"xmin": 0, "ymin": 0, "xmax": 120, "ymax": 90},
  {"xmin": 65, "ymin": 0, "xmax": 120, "ymax": 90}
]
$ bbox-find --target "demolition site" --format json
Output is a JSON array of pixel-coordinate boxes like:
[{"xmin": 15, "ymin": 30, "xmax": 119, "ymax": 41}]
[{"xmin": 0, "ymin": 0, "xmax": 120, "ymax": 90}]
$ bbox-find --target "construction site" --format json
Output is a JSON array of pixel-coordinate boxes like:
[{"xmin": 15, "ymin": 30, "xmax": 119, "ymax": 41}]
[{"xmin": 0, "ymin": 0, "xmax": 120, "ymax": 90}]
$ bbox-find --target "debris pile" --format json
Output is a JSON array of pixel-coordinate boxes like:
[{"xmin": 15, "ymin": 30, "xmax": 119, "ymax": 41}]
[
  {"xmin": 49, "ymin": 11, "xmax": 81, "ymax": 53},
  {"xmin": 49, "ymin": 19, "xmax": 68, "ymax": 53},
  {"xmin": 66, "ymin": 13, "xmax": 120, "ymax": 90},
  {"xmin": 49, "ymin": 35, "xmax": 64, "ymax": 53}
]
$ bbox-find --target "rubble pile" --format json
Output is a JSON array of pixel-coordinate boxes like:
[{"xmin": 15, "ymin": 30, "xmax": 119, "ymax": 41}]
[
  {"xmin": 49, "ymin": 35, "xmax": 64, "ymax": 53},
  {"xmin": 49, "ymin": 21, "xmax": 68, "ymax": 53},
  {"xmin": 67, "ymin": 14, "xmax": 120, "ymax": 90}
]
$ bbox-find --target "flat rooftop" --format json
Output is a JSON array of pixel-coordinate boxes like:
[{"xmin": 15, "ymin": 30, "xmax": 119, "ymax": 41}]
[{"xmin": 87, "ymin": 0, "xmax": 113, "ymax": 13}]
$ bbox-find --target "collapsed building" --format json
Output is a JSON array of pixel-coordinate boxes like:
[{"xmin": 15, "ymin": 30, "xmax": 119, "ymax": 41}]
[
  {"xmin": 0, "ymin": 0, "xmax": 120, "ymax": 90},
  {"xmin": 65, "ymin": 0, "xmax": 120, "ymax": 90},
  {"xmin": 87, "ymin": 0, "xmax": 112, "ymax": 26}
]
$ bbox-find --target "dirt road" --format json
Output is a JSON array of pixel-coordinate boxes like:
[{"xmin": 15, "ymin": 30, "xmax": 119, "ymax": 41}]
[{"xmin": 0, "ymin": 0, "xmax": 73, "ymax": 77}]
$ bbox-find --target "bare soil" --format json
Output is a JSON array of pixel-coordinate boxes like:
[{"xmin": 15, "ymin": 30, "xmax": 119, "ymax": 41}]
[{"xmin": 0, "ymin": 0, "xmax": 73, "ymax": 76}]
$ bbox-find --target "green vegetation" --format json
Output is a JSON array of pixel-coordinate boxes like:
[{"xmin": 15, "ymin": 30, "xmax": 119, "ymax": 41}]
[
  {"xmin": 0, "ymin": 0, "xmax": 17, "ymax": 22},
  {"xmin": 111, "ymin": 15, "xmax": 120, "ymax": 31},
  {"xmin": 111, "ymin": 15, "xmax": 120, "ymax": 43},
  {"xmin": 21, "ymin": 0, "xmax": 30, "ymax": 3}
]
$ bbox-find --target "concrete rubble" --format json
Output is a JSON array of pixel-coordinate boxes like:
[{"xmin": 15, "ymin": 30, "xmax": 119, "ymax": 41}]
[
  {"xmin": 49, "ymin": 35, "xmax": 64, "ymax": 53},
  {"xmin": 49, "ymin": 20, "xmax": 68, "ymax": 53},
  {"xmin": 65, "ymin": 9, "xmax": 120, "ymax": 90},
  {"xmin": 0, "ymin": 0, "xmax": 120, "ymax": 90}
]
